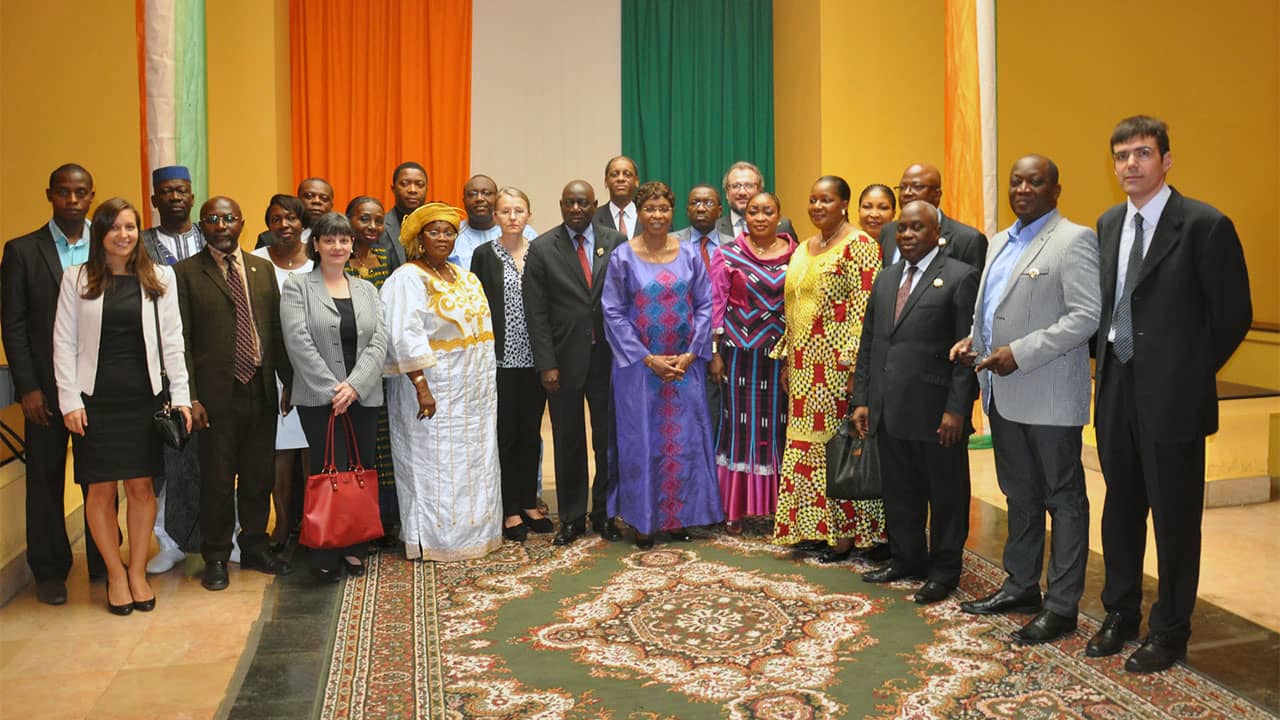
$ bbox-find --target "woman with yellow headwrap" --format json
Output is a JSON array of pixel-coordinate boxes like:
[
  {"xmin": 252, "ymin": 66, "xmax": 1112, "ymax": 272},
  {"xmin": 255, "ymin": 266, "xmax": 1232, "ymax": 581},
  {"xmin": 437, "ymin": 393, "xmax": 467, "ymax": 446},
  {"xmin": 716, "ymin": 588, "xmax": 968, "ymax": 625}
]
[{"xmin": 380, "ymin": 202, "xmax": 502, "ymax": 561}]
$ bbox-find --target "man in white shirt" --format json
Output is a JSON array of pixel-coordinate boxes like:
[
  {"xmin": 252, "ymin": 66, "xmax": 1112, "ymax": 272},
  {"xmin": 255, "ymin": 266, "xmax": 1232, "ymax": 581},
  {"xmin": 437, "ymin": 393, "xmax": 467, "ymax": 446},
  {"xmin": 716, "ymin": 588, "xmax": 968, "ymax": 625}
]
[
  {"xmin": 591, "ymin": 156, "xmax": 639, "ymax": 237},
  {"xmin": 454, "ymin": 174, "xmax": 536, "ymax": 271},
  {"xmin": 715, "ymin": 160, "xmax": 796, "ymax": 244}
]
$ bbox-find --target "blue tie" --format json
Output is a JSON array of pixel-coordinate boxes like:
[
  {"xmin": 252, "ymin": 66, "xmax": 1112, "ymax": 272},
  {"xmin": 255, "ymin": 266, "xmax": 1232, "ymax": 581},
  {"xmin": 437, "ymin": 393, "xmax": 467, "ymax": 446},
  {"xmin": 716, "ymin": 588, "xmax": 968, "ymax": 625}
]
[{"xmin": 1111, "ymin": 213, "xmax": 1145, "ymax": 362}]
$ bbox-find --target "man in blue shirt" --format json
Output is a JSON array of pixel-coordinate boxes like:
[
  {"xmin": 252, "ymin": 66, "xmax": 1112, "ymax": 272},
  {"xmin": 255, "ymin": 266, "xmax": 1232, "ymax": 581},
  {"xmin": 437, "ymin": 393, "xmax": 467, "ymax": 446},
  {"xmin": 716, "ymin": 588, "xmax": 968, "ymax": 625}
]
[{"xmin": 950, "ymin": 155, "xmax": 1101, "ymax": 645}]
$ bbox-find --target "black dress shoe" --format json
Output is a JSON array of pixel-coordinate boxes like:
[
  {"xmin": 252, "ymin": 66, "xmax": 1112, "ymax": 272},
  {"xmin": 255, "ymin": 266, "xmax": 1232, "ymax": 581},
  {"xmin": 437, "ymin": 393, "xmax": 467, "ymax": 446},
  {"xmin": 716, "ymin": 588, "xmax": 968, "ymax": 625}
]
[
  {"xmin": 312, "ymin": 567, "xmax": 342, "ymax": 584},
  {"xmin": 342, "ymin": 557, "xmax": 366, "ymax": 577},
  {"xmin": 503, "ymin": 523, "xmax": 528, "ymax": 542},
  {"xmin": 667, "ymin": 530, "xmax": 693, "ymax": 542},
  {"xmin": 106, "ymin": 580, "xmax": 134, "ymax": 616},
  {"xmin": 202, "ymin": 560, "xmax": 230, "ymax": 591},
  {"xmin": 35, "ymin": 579, "xmax": 68, "ymax": 606},
  {"xmin": 373, "ymin": 533, "xmax": 401, "ymax": 549},
  {"xmin": 817, "ymin": 545, "xmax": 856, "ymax": 564},
  {"xmin": 1013, "ymin": 609, "xmax": 1077, "ymax": 645},
  {"xmin": 1124, "ymin": 635, "xmax": 1186, "ymax": 673},
  {"xmin": 1085, "ymin": 612, "xmax": 1140, "ymax": 658},
  {"xmin": 913, "ymin": 580, "xmax": 955, "ymax": 605},
  {"xmin": 521, "ymin": 512, "xmax": 555, "ymax": 534},
  {"xmin": 635, "ymin": 535, "xmax": 655, "ymax": 550},
  {"xmin": 861, "ymin": 543, "xmax": 891, "ymax": 563},
  {"xmin": 240, "ymin": 550, "xmax": 294, "ymax": 576},
  {"xmin": 553, "ymin": 522, "xmax": 586, "ymax": 546},
  {"xmin": 960, "ymin": 587, "xmax": 1042, "ymax": 616},
  {"xmin": 862, "ymin": 565, "xmax": 925, "ymax": 584},
  {"xmin": 594, "ymin": 520, "xmax": 622, "ymax": 542}
]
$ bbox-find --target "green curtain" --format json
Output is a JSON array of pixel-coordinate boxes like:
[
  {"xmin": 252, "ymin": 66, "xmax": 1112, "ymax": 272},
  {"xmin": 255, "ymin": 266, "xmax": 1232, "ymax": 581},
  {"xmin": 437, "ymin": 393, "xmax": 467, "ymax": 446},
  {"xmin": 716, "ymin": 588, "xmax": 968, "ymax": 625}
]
[{"xmin": 621, "ymin": 0, "xmax": 775, "ymax": 228}]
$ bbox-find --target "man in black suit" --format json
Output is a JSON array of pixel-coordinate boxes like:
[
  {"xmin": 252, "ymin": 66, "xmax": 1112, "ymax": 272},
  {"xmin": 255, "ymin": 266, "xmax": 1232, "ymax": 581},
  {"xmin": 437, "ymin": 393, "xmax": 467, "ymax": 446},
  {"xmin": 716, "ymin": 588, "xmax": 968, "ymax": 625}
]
[
  {"xmin": 176, "ymin": 197, "xmax": 295, "ymax": 590},
  {"xmin": 592, "ymin": 156, "xmax": 639, "ymax": 237},
  {"xmin": 523, "ymin": 180, "xmax": 627, "ymax": 545},
  {"xmin": 716, "ymin": 161, "xmax": 797, "ymax": 244},
  {"xmin": 852, "ymin": 200, "xmax": 979, "ymax": 605},
  {"xmin": 1, "ymin": 164, "xmax": 115, "ymax": 604},
  {"xmin": 1085, "ymin": 116, "xmax": 1252, "ymax": 673},
  {"xmin": 374, "ymin": 161, "xmax": 426, "ymax": 270},
  {"xmin": 878, "ymin": 163, "xmax": 987, "ymax": 270}
]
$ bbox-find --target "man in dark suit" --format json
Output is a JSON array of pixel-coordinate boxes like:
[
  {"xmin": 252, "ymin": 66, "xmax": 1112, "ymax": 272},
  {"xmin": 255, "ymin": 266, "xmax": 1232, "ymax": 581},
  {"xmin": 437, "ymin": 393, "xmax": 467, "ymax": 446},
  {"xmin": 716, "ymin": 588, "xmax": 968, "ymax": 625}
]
[
  {"xmin": 176, "ymin": 197, "xmax": 295, "ymax": 590},
  {"xmin": 523, "ymin": 180, "xmax": 627, "ymax": 545},
  {"xmin": 675, "ymin": 185, "xmax": 728, "ymax": 438},
  {"xmin": 1086, "ymin": 116, "xmax": 1252, "ymax": 673},
  {"xmin": 1, "ymin": 163, "xmax": 114, "ymax": 604},
  {"xmin": 592, "ymin": 156, "xmax": 639, "ymax": 237},
  {"xmin": 852, "ymin": 200, "xmax": 979, "ymax": 605},
  {"xmin": 716, "ymin": 161, "xmax": 797, "ymax": 244},
  {"xmin": 878, "ymin": 163, "xmax": 987, "ymax": 271},
  {"xmin": 374, "ymin": 161, "xmax": 425, "ymax": 270}
]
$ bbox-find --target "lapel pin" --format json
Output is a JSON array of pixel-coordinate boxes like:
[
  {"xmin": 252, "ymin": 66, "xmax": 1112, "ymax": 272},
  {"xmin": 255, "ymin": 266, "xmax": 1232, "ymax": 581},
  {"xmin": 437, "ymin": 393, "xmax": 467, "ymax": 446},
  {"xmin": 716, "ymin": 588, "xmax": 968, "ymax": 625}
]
[
  {"xmin": 596, "ymin": 247, "xmax": 604, "ymax": 257},
  {"xmin": 938, "ymin": 237, "xmax": 949, "ymax": 247},
  {"xmin": 1028, "ymin": 268, "xmax": 1041, "ymax": 278},
  {"xmin": 932, "ymin": 277, "xmax": 944, "ymax": 288}
]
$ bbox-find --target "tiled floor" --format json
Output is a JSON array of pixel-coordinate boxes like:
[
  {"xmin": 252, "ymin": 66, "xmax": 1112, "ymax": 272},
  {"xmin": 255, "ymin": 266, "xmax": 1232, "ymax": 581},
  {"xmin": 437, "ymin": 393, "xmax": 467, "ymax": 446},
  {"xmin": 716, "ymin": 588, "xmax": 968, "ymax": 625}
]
[{"xmin": 0, "ymin": 419, "xmax": 1276, "ymax": 718}]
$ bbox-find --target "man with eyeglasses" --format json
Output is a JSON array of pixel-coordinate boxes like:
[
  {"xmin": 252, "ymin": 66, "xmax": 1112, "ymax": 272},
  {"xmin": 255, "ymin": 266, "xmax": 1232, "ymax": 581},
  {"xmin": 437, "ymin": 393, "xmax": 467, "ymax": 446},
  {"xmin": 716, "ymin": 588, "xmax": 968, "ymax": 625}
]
[
  {"xmin": 715, "ymin": 161, "xmax": 796, "ymax": 245},
  {"xmin": 675, "ymin": 185, "xmax": 729, "ymax": 437},
  {"xmin": 877, "ymin": 163, "xmax": 987, "ymax": 271},
  {"xmin": 1086, "ymin": 115, "xmax": 1251, "ymax": 673},
  {"xmin": 592, "ymin": 156, "xmax": 640, "ymax": 237},
  {"xmin": 453, "ymin": 174, "xmax": 537, "ymax": 271},
  {"xmin": 140, "ymin": 165, "xmax": 207, "ymax": 575},
  {"xmin": 523, "ymin": 180, "xmax": 627, "ymax": 546},
  {"xmin": 175, "ymin": 197, "xmax": 295, "ymax": 591},
  {"xmin": 1, "ymin": 163, "xmax": 117, "ymax": 604}
]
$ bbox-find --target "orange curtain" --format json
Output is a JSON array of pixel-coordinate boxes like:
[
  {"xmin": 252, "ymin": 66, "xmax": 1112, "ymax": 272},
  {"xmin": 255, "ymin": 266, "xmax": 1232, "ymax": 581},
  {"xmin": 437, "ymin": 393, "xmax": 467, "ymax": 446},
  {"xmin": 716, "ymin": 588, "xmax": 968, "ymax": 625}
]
[
  {"xmin": 942, "ymin": 0, "xmax": 984, "ymax": 231},
  {"xmin": 290, "ymin": 0, "xmax": 472, "ymax": 211}
]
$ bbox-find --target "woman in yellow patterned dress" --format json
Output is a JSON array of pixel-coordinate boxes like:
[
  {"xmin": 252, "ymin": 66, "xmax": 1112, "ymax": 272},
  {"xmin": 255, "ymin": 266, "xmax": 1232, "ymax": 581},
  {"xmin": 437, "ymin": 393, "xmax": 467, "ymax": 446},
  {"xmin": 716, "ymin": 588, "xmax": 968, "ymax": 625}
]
[
  {"xmin": 771, "ymin": 177, "xmax": 887, "ymax": 562},
  {"xmin": 381, "ymin": 202, "xmax": 502, "ymax": 561}
]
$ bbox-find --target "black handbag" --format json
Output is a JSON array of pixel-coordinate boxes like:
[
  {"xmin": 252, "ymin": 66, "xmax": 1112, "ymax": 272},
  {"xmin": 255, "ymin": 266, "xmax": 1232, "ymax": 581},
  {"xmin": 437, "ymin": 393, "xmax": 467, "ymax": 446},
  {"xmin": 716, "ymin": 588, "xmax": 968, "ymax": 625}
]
[
  {"xmin": 825, "ymin": 420, "xmax": 881, "ymax": 500},
  {"xmin": 151, "ymin": 300, "xmax": 190, "ymax": 450}
]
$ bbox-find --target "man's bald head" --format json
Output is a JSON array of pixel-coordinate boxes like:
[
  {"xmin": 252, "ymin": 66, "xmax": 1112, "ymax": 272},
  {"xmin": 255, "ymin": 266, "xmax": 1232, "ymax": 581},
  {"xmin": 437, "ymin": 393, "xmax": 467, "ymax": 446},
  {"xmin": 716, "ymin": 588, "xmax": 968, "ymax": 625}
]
[
  {"xmin": 895, "ymin": 200, "xmax": 941, "ymax": 265},
  {"xmin": 198, "ymin": 196, "xmax": 244, "ymax": 253},
  {"xmin": 898, "ymin": 163, "xmax": 943, "ymax": 207},
  {"xmin": 560, "ymin": 180, "xmax": 597, "ymax": 233}
]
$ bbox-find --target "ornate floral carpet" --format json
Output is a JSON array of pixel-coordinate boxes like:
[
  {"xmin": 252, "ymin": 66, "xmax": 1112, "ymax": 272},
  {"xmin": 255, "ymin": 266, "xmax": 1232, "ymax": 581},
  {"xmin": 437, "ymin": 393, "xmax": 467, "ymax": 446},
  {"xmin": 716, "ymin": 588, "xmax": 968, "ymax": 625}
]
[{"xmin": 319, "ymin": 527, "xmax": 1274, "ymax": 719}]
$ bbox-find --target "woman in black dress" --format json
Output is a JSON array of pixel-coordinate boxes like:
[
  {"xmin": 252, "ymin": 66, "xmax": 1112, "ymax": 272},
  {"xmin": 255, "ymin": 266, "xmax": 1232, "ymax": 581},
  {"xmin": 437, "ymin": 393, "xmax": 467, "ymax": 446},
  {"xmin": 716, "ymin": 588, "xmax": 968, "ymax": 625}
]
[{"xmin": 53, "ymin": 198, "xmax": 192, "ymax": 614}]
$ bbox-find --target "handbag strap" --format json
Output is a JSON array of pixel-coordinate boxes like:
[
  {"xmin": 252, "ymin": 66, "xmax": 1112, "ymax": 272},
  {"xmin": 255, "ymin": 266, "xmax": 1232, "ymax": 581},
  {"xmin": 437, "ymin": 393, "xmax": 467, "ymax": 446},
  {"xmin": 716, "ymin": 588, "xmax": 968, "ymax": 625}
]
[
  {"xmin": 338, "ymin": 411, "xmax": 366, "ymax": 471},
  {"xmin": 322, "ymin": 411, "xmax": 338, "ymax": 474},
  {"xmin": 151, "ymin": 298, "xmax": 173, "ymax": 407}
]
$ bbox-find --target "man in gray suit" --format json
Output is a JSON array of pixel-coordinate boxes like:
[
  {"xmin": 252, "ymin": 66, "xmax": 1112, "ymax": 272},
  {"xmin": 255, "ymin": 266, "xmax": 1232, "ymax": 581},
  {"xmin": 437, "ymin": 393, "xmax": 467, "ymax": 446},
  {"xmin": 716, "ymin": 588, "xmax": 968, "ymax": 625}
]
[
  {"xmin": 716, "ymin": 161, "xmax": 797, "ymax": 244},
  {"xmin": 950, "ymin": 155, "xmax": 1101, "ymax": 645}
]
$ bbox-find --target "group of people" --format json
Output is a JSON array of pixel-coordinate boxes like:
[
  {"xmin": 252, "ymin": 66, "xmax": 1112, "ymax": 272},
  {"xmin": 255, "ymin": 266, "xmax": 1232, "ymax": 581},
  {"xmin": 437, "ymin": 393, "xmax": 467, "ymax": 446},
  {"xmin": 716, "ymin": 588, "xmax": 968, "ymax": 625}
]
[{"xmin": 0, "ymin": 115, "xmax": 1251, "ymax": 676}]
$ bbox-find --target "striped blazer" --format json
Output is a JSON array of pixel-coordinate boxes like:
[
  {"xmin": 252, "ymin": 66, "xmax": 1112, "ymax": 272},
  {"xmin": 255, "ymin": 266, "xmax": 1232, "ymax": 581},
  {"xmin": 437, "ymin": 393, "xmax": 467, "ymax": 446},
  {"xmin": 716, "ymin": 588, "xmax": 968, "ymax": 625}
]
[{"xmin": 280, "ymin": 267, "xmax": 388, "ymax": 408}]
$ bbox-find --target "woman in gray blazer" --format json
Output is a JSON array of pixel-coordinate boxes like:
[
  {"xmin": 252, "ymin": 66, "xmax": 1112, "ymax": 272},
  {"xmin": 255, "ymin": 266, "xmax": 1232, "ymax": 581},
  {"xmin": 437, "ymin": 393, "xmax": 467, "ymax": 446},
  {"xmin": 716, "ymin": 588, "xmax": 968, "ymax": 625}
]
[{"xmin": 281, "ymin": 212, "xmax": 389, "ymax": 581}]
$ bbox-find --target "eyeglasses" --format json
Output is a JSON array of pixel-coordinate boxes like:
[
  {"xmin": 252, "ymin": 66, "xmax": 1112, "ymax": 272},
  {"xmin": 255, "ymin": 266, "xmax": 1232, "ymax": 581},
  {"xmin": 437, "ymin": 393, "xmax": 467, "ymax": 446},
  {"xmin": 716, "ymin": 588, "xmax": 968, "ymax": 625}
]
[
  {"xmin": 895, "ymin": 183, "xmax": 938, "ymax": 194},
  {"xmin": 202, "ymin": 213, "xmax": 240, "ymax": 225},
  {"xmin": 689, "ymin": 199, "xmax": 719, "ymax": 208},
  {"xmin": 422, "ymin": 229, "xmax": 457, "ymax": 240},
  {"xmin": 1112, "ymin": 146, "xmax": 1157, "ymax": 164},
  {"xmin": 728, "ymin": 182, "xmax": 759, "ymax": 192}
]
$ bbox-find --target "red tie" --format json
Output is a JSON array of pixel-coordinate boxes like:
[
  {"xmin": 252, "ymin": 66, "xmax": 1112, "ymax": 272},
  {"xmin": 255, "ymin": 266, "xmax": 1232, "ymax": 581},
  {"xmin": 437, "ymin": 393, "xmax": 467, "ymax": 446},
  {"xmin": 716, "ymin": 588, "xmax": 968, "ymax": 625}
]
[
  {"xmin": 699, "ymin": 237, "xmax": 712, "ymax": 269},
  {"xmin": 894, "ymin": 265, "xmax": 917, "ymax": 324},
  {"xmin": 575, "ymin": 234, "xmax": 592, "ymax": 287},
  {"xmin": 225, "ymin": 254, "xmax": 258, "ymax": 382},
  {"xmin": 617, "ymin": 212, "xmax": 628, "ymax": 237}
]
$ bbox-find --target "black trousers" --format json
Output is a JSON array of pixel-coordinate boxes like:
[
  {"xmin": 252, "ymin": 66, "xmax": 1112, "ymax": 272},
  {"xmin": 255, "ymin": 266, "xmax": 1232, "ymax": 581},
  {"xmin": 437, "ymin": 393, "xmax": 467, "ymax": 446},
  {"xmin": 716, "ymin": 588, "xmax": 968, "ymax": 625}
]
[
  {"xmin": 988, "ymin": 399, "xmax": 1089, "ymax": 616},
  {"xmin": 1096, "ymin": 349, "xmax": 1205, "ymax": 644},
  {"xmin": 497, "ymin": 367, "xmax": 546, "ymax": 516},
  {"xmin": 198, "ymin": 370, "xmax": 276, "ymax": 562},
  {"xmin": 24, "ymin": 418, "xmax": 108, "ymax": 581},
  {"xmin": 877, "ymin": 429, "xmax": 971, "ymax": 586},
  {"xmin": 296, "ymin": 403, "xmax": 376, "ymax": 570},
  {"xmin": 546, "ymin": 344, "xmax": 613, "ymax": 527}
]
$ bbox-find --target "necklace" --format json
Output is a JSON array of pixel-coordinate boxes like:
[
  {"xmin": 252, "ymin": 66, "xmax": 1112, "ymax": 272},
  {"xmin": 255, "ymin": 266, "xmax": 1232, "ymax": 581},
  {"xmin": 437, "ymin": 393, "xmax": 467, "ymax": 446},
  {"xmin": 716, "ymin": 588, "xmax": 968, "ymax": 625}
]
[
  {"xmin": 423, "ymin": 260, "xmax": 457, "ymax": 283},
  {"xmin": 269, "ymin": 244, "xmax": 305, "ymax": 269},
  {"xmin": 817, "ymin": 222, "xmax": 847, "ymax": 250},
  {"xmin": 637, "ymin": 237, "xmax": 673, "ymax": 259},
  {"xmin": 750, "ymin": 236, "xmax": 780, "ymax": 256}
]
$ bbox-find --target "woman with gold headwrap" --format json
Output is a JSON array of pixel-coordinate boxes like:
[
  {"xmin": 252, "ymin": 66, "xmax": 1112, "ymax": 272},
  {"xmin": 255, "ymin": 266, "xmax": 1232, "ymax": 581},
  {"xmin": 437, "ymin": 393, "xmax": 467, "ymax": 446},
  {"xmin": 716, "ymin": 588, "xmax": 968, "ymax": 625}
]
[{"xmin": 380, "ymin": 202, "xmax": 502, "ymax": 561}]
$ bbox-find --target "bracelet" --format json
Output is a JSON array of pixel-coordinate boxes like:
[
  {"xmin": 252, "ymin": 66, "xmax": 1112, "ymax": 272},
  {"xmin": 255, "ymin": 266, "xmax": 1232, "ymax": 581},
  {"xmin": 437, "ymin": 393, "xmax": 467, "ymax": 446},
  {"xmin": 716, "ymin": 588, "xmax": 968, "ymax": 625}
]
[{"xmin": 411, "ymin": 375, "xmax": 427, "ymax": 386}]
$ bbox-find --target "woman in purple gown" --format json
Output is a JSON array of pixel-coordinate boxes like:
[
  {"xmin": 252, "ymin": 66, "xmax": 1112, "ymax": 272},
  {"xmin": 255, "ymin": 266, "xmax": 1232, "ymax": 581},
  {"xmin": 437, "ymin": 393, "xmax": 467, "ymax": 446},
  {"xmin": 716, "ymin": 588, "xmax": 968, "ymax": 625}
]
[{"xmin": 603, "ymin": 181, "xmax": 723, "ymax": 549}]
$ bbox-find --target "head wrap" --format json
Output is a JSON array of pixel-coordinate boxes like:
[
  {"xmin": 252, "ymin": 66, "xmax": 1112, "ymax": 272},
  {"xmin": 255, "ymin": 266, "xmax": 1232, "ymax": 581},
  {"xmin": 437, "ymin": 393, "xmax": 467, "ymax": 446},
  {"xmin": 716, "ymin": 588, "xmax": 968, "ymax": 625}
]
[
  {"xmin": 400, "ymin": 202, "xmax": 465, "ymax": 258},
  {"xmin": 152, "ymin": 165, "xmax": 191, "ymax": 188}
]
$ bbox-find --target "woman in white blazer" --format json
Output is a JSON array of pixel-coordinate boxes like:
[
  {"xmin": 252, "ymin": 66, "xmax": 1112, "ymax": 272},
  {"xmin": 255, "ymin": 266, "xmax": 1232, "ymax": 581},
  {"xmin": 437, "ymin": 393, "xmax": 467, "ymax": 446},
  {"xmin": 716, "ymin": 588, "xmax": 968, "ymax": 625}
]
[
  {"xmin": 280, "ymin": 212, "xmax": 388, "ymax": 581},
  {"xmin": 53, "ymin": 198, "xmax": 191, "ymax": 615}
]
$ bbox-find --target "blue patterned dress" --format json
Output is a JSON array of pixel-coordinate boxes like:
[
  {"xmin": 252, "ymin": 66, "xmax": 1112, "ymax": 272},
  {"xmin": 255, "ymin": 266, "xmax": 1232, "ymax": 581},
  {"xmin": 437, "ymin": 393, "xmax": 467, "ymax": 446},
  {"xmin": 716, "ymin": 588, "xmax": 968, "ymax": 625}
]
[{"xmin": 602, "ymin": 241, "xmax": 723, "ymax": 534}]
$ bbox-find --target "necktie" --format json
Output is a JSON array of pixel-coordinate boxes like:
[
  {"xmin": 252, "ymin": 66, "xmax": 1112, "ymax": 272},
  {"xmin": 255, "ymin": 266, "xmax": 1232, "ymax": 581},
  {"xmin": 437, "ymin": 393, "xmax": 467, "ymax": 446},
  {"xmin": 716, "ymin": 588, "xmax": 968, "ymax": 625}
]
[
  {"xmin": 894, "ymin": 265, "xmax": 918, "ymax": 324},
  {"xmin": 699, "ymin": 237, "xmax": 712, "ymax": 269},
  {"xmin": 575, "ymin": 234, "xmax": 592, "ymax": 288},
  {"xmin": 617, "ymin": 211, "xmax": 628, "ymax": 238},
  {"xmin": 1111, "ymin": 213, "xmax": 1145, "ymax": 362},
  {"xmin": 736, "ymin": 218, "xmax": 746, "ymax": 238},
  {"xmin": 225, "ymin": 254, "xmax": 258, "ymax": 383}
]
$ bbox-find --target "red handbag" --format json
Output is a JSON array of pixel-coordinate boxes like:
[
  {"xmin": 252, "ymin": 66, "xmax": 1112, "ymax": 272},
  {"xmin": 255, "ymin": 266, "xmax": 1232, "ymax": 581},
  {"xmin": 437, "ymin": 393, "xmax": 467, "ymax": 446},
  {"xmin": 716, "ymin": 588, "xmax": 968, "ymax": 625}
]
[{"xmin": 299, "ymin": 412, "xmax": 385, "ymax": 550}]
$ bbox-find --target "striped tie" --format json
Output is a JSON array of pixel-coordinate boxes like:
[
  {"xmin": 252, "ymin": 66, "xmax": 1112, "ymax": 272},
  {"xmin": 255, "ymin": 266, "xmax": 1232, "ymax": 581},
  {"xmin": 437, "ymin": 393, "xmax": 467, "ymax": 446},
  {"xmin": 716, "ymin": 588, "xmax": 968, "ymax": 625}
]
[
  {"xmin": 225, "ymin": 255, "xmax": 258, "ymax": 383},
  {"xmin": 1111, "ymin": 213, "xmax": 1145, "ymax": 363}
]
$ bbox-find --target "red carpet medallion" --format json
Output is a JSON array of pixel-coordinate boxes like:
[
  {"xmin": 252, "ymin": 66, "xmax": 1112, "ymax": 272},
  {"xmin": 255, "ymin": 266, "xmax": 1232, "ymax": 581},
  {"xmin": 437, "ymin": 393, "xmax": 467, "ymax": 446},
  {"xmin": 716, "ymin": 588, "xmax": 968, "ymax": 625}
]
[{"xmin": 320, "ymin": 530, "xmax": 1273, "ymax": 719}]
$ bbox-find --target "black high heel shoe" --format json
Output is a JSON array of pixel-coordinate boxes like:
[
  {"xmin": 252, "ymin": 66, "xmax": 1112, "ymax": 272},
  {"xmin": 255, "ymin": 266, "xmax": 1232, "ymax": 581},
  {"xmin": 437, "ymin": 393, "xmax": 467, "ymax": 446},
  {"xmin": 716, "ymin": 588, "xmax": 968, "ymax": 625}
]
[
  {"xmin": 520, "ymin": 511, "xmax": 555, "ymax": 534},
  {"xmin": 635, "ymin": 534, "xmax": 655, "ymax": 550},
  {"xmin": 503, "ymin": 522, "xmax": 529, "ymax": 542},
  {"xmin": 106, "ymin": 580, "xmax": 134, "ymax": 616},
  {"xmin": 343, "ymin": 557, "xmax": 366, "ymax": 577},
  {"xmin": 817, "ymin": 544, "xmax": 856, "ymax": 564},
  {"xmin": 667, "ymin": 530, "xmax": 693, "ymax": 542}
]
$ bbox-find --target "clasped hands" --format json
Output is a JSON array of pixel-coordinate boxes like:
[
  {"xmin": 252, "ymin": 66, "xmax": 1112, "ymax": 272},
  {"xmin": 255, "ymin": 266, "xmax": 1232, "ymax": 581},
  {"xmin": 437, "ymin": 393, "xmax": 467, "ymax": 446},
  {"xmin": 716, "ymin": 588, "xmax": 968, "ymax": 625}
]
[
  {"xmin": 644, "ymin": 352, "xmax": 694, "ymax": 382},
  {"xmin": 949, "ymin": 336, "xmax": 1018, "ymax": 376}
]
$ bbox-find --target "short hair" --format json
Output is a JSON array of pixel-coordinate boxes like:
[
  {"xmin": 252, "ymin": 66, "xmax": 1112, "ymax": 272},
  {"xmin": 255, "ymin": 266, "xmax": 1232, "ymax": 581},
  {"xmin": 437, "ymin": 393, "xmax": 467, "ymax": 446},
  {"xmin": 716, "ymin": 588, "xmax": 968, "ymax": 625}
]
[
  {"xmin": 1110, "ymin": 115, "xmax": 1170, "ymax": 155},
  {"xmin": 297, "ymin": 176, "xmax": 334, "ymax": 195},
  {"xmin": 306, "ymin": 212, "xmax": 355, "ymax": 261},
  {"xmin": 344, "ymin": 195, "xmax": 383, "ymax": 216},
  {"xmin": 49, "ymin": 163, "xmax": 93, "ymax": 189},
  {"xmin": 392, "ymin": 161, "xmax": 428, "ymax": 184},
  {"xmin": 634, "ymin": 180, "xmax": 674, "ymax": 209},
  {"xmin": 495, "ymin": 186, "xmax": 531, "ymax": 211},
  {"xmin": 264, "ymin": 194, "xmax": 308, "ymax": 229},
  {"xmin": 722, "ymin": 161, "xmax": 764, "ymax": 193},
  {"xmin": 750, "ymin": 191, "xmax": 782, "ymax": 213},
  {"xmin": 815, "ymin": 175, "xmax": 852, "ymax": 203},
  {"xmin": 688, "ymin": 184, "xmax": 721, "ymax": 200},
  {"xmin": 603, "ymin": 155, "xmax": 638, "ymax": 177},
  {"xmin": 858, "ymin": 183, "xmax": 897, "ymax": 211}
]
